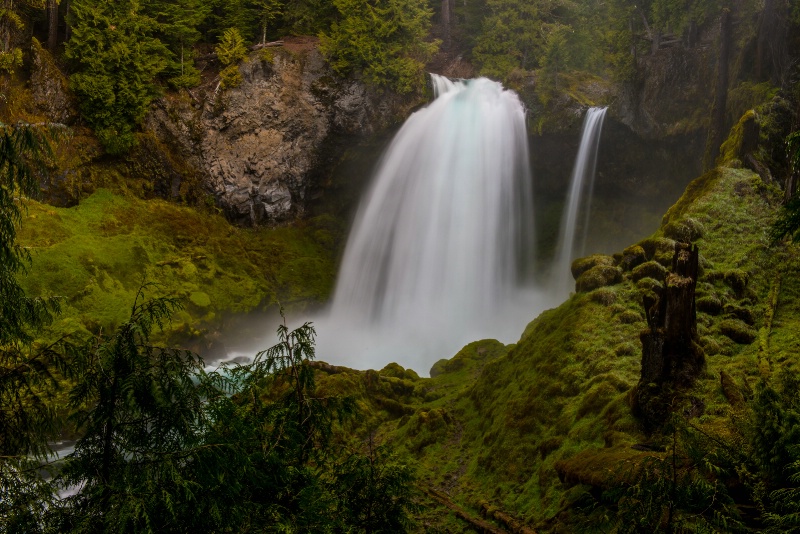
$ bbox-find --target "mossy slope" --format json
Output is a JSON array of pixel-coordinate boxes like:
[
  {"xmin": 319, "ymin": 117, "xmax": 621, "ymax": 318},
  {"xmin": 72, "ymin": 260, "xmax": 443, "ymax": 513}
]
[
  {"xmin": 314, "ymin": 161, "xmax": 789, "ymax": 531},
  {"xmin": 17, "ymin": 189, "xmax": 339, "ymax": 341}
]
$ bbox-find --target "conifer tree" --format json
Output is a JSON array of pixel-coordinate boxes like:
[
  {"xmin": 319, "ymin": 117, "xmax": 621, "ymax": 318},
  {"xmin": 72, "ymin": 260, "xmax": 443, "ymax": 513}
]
[
  {"xmin": 65, "ymin": 0, "xmax": 168, "ymax": 154},
  {"xmin": 0, "ymin": 0, "xmax": 44, "ymax": 72},
  {"xmin": 215, "ymin": 27, "xmax": 247, "ymax": 89},
  {"xmin": 143, "ymin": 0, "xmax": 209, "ymax": 88},
  {"xmin": 320, "ymin": 0, "xmax": 439, "ymax": 93},
  {"xmin": 254, "ymin": 0, "xmax": 282, "ymax": 44},
  {"xmin": 0, "ymin": 123, "xmax": 66, "ymax": 533}
]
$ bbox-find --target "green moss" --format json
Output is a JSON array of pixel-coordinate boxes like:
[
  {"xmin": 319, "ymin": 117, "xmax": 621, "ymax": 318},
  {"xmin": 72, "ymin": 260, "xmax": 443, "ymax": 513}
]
[
  {"xmin": 619, "ymin": 244, "xmax": 646, "ymax": 271},
  {"xmin": 660, "ymin": 170, "xmax": 721, "ymax": 227},
  {"xmin": 189, "ymin": 291, "xmax": 211, "ymax": 307},
  {"xmin": 617, "ymin": 309, "xmax": 643, "ymax": 324},
  {"xmin": 589, "ymin": 287, "xmax": 617, "ymax": 306},
  {"xmin": 306, "ymin": 164, "xmax": 786, "ymax": 531},
  {"xmin": 719, "ymin": 319, "xmax": 757, "ymax": 344},
  {"xmin": 575, "ymin": 265, "xmax": 622, "ymax": 293},
  {"xmin": 696, "ymin": 295, "xmax": 723, "ymax": 315},
  {"xmin": 570, "ymin": 254, "xmax": 615, "ymax": 280},
  {"xmin": 635, "ymin": 277, "xmax": 663, "ymax": 292},
  {"xmin": 662, "ymin": 217, "xmax": 705, "ymax": 242},
  {"xmin": 380, "ymin": 363, "xmax": 420, "ymax": 381},
  {"xmin": 17, "ymin": 189, "xmax": 338, "ymax": 340},
  {"xmin": 723, "ymin": 303, "xmax": 756, "ymax": 325},
  {"xmin": 718, "ymin": 110, "xmax": 756, "ymax": 166},
  {"xmin": 700, "ymin": 336, "xmax": 723, "ymax": 356},
  {"xmin": 630, "ymin": 261, "xmax": 667, "ymax": 282},
  {"xmin": 723, "ymin": 269, "xmax": 749, "ymax": 294}
]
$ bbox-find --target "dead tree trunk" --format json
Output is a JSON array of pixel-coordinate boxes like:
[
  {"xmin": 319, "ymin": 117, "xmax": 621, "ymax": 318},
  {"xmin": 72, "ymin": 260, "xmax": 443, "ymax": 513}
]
[{"xmin": 633, "ymin": 243, "xmax": 705, "ymax": 432}]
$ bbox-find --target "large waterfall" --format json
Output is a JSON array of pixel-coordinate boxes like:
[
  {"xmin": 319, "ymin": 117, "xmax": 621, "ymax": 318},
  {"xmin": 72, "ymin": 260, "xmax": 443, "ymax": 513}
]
[
  {"xmin": 552, "ymin": 107, "xmax": 607, "ymax": 297},
  {"xmin": 313, "ymin": 74, "xmax": 551, "ymax": 373}
]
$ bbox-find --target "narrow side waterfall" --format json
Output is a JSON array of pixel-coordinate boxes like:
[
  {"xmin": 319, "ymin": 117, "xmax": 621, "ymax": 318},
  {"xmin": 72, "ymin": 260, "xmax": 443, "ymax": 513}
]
[
  {"xmin": 552, "ymin": 107, "xmax": 607, "ymax": 296},
  {"xmin": 313, "ymin": 74, "xmax": 550, "ymax": 374}
]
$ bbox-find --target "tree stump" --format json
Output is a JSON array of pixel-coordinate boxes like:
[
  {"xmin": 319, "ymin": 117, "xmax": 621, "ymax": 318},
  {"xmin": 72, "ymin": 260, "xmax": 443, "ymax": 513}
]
[{"xmin": 632, "ymin": 243, "xmax": 705, "ymax": 431}]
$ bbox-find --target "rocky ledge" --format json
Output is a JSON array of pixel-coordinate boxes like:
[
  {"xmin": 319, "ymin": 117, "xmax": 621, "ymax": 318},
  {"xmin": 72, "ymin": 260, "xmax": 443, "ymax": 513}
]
[{"xmin": 146, "ymin": 37, "xmax": 423, "ymax": 226}]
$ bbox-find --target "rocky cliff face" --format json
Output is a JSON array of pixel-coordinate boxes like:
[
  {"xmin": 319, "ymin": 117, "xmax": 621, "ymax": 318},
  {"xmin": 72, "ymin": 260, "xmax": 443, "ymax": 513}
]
[
  {"xmin": 146, "ymin": 38, "xmax": 423, "ymax": 226},
  {"xmin": 30, "ymin": 38, "xmax": 78, "ymax": 124}
]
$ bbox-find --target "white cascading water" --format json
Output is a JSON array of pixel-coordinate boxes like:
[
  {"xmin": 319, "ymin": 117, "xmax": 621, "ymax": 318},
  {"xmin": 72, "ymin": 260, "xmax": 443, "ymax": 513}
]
[
  {"xmin": 551, "ymin": 107, "xmax": 607, "ymax": 297},
  {"xmin": 310, "ymin": 74, "xmax": 553, "ymax": 374}
]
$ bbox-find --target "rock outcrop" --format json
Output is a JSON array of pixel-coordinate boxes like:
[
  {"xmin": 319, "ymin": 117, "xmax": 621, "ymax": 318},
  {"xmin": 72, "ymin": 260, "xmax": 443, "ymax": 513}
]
[
  {"xmin": 146, "ymin": 38, "xmax": 423, "ymax": 225},
  {"xmin": 30, "ymin": 38, "xmax": 78, "ymax": 124}
]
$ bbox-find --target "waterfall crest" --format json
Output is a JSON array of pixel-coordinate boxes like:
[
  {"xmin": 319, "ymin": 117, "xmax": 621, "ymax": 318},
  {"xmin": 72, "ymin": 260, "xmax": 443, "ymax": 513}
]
[
  {"xmin": 316, "ymin": 74, "xmax": 545, "ymax": 373},
  {"xmin": 552, "ymin": 107, "xmax": 607, "ymax": 296}
]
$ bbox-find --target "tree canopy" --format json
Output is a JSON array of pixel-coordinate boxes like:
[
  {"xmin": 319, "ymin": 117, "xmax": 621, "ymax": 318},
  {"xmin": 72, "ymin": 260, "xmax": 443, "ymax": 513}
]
[{"xmin": 65, "ymin": 0, "xmax": 168, "ymax": 154}]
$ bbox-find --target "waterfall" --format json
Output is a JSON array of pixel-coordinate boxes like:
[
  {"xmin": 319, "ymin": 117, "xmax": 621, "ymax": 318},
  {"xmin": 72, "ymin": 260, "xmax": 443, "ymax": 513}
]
[
  {"xmin": 313, "ymin": 74, "xmax": 549, "ymax": 373},
  {"xmin": 552, "ymin": 107, "xmax": 607, "ymax": 296}
]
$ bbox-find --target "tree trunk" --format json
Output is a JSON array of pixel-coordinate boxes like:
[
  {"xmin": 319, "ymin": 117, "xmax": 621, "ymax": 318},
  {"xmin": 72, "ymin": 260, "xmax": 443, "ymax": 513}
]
[
  {"xmin": 755, "ymin": 0, "xmax": 789, "ymax": 85},
  {"xmin": 1, "ymin": 0, "xmax": 13, "ymax": 53},
  {"xmin": 633, "ymin": 243, "xmax": 704, "ymax": 432},
  {"xmin": 47, "ymin": 0, "xmax": 58, "ymax": 52},
  {"xmin": 786, "ymin": 170, "xmax": 798, "ymax": 202},
  {"xmin": 703, "ymin": 8, "xmax": 732, "ymax": 171},
  {"xmin": 441, "ymin": 0, "xmax": 451, "ymax": 48},
  {"xmin": 261, "ymin": 19, "xmax": 267, "ymax": 46},
  {"xmin": 64, "ymin": 0, "xmax": 71, "ymax": 42}
]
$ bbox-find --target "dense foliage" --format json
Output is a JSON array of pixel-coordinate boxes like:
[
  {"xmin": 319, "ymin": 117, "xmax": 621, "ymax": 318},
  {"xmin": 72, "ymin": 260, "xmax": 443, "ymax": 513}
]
[
  {"xmin": 65, "ymin": 0, "xmax": 168, "ymax": 154},
  {"xmin": 0, "ymin": 126, "xmax": 418, "ymax": 532},
  {"xmin": 1, "ymin": 0, "xmax": 794, "ymax": 150},
  {"xmin": 320, "ymin": 0, "xmax": 438, "ymax": 93}
]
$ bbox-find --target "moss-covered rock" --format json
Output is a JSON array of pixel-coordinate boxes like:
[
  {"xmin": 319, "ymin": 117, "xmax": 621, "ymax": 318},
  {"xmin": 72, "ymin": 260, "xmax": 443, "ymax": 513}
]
[
  {"xmin": 662, "ymin": 217, "xmax": 705, "ymax": 242},
  {"xmin": 638, "ymin": 237, "xmax": 676, "ymax": 261},
  {"xmin": 570, "ymin": 254, "xmax": 616, "ymax": 280},
  {"xmin": 719, "ymin": 319, "xmax": 757, "ymax": 344},
  {"xmin": 589, "ymin": 287, "xmax": 617, "ymax": 306},
  {"xmin": 189, "ymin": 291, "xmax": 211, "ymax": 308},
  {"xmin": 619, "ymin": 244, "xmax": 646, "ymax": 271},
  {"xmin": 696, "ymin": 295, "xmax": 723, "ymax": 315},
  {"xmin": 618, "ymin": 310, "xmax": 643, "ymax": 324},
  {"xmin": 699, "ymin": 336, "xmax": 723, "ymax": 355},
  {"xmin": 635, "ymin": 277, "xmax": 663, "ymax": 292},
  {"xmin": 429, "ymin": 359, "xmax": 449, "ymax": 378},
  {"xmin": 723, "ymin": 304, "xmax": 756, "ymax": 325},
  {"xmin": 576, "ymin": 265, "xmax": 622, "ymax": 292},
  {"xmin": 723, "ymin": 269, "xmax": 749, "ymax": 294},
  {"xmin": 380, "ymin": 362, "xmax": 420, "ymax": 381},
  {"xmin": 631, "ymin": 261, "xmax": 667, "ymax": 282}
]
